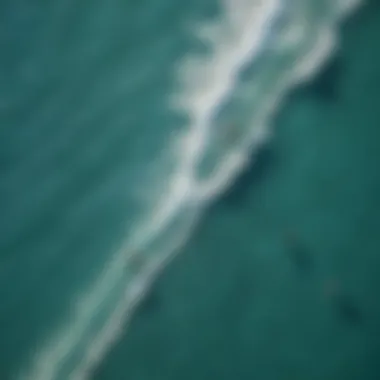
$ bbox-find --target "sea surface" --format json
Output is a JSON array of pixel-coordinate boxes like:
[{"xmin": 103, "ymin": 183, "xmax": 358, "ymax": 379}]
[{"xmin": 0, "ymin": 0, "xmax": 379, "ymax": 379}]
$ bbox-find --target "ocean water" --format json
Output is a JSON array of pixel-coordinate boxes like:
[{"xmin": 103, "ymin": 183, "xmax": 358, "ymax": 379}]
[{"xmin": 0, "ymin": 0, "xmax": 379, "ymax": 379}]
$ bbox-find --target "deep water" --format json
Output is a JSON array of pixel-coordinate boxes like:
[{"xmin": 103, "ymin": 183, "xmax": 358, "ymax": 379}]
[{"xmin": 93, "ymin": 2, "xmax": 380, "ymax": 380}]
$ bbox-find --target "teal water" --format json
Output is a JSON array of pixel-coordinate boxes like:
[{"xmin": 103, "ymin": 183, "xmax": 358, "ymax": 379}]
[
  {"xmin": 93, "ymin": 3, "xmax": 380, "ymax": 380},
  {"xmin": 0, "ymin": 0, "xmax": 379, "ymax": 379}
]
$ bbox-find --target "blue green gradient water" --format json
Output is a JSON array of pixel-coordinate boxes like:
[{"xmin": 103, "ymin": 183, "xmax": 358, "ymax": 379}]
[{"xmin": 0, "ymin": 0, "xmax": 379, "ymax": 379}]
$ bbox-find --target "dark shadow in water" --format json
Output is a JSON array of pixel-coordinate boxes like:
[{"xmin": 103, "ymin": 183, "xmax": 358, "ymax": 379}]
[
  {"xmin": 333, "ymin": 293, "xmax": 363, "ymax": 326},
  {"xmin": 284, "ymin": 231, "xmax": 315, "ymax": 275},
  {"xmin": 283, "ymin": 52, "xmax": 344, "ymax": 105},
  {"xmin": 135, "ymin": 286, "xmax": 161, "ymax": 317},
  {"xmin": 213, "ymin": 50, "xmax": 344, "ymax": 209},
  {"xmin": 215, "ymin": 143, "xmax": 277, "ymax": 207},
  {"xmin": 340, "ymin": 0, "xmax": 380, "ymax": 33},
  {"xmin": 307, "ymin": 54, "xmax": 343, "ymax": 102}
]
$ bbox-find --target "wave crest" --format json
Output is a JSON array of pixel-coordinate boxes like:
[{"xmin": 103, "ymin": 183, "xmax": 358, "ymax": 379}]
[{"xmin": 19, "ymin": 1, "xmax": 364, "ymax": 380}]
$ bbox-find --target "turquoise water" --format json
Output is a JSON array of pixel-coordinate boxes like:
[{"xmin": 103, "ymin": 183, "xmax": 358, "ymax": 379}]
[
  {"xmin": 1, "ymin": 0, "xmax": 379, "ymax": 379},
  {"xmin": 93, "ymin": 3, "xmax": 380, "ymax": 380}
]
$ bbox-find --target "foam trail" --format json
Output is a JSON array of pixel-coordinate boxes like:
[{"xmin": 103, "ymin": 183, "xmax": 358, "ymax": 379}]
[
  {"xmin": 172, "ymin": 0, "xmax": 281, "ymax": 179},
  {"xmin": 71, "ymin": 3, "xmax": 283, "ymax": 376},
  {"xmin": 19, "ymin": 2, "xmax": 280, "ymax": 379},
  {"xmin": 69, "ymin": 210, "xmax": 200, "ymax": 380},
  {"xmin": 193, "ymin": 1, "xmax": 364, "ymax": 201},
  {"xmin": 19, "ymin": 1, "xmax": 364, "ymax": 380}
]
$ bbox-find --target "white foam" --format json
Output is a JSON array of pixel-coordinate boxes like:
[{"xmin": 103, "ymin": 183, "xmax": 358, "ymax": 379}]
[
  {"xmin": 19, "ymin": 1, "xmax": 364, "ymax": 380},
  {"xmin": 188, "ymin": 0, "xmax": 365, "ymax": 202},
  {"xmin": 172, "ymin": 0, "xmax": 280, "ymax": 199}
]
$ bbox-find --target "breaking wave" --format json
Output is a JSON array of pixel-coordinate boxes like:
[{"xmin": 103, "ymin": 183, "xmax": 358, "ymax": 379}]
[{"xmin": 18, "ymin": 1, "xmax": 364, "ymax": 379}]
